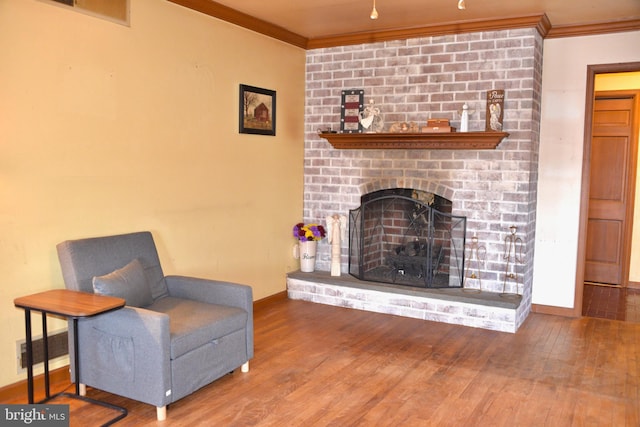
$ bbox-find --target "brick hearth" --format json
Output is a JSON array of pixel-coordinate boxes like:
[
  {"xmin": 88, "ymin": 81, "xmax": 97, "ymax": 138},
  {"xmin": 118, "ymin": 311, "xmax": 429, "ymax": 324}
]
[{"xmin": 287, "ymin": 271, "xmax": 523, "ymax": 333}]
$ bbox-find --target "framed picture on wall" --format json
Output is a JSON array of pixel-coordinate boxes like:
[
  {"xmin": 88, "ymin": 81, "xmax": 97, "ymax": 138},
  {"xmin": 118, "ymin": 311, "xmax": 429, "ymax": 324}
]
[{"xmin": 239, "ymin": 84, "xmax": 276, "ymax": 136}]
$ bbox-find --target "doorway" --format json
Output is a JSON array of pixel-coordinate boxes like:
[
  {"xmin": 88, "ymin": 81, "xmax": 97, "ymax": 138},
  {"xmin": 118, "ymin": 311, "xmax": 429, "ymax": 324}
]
[
  {"xmin": 579, "ymin": 63, "xmax": 640, "ymax": 320},
  {"xmin": 584, "ymin": 91, "xmax": 639, "ymax": 286}
]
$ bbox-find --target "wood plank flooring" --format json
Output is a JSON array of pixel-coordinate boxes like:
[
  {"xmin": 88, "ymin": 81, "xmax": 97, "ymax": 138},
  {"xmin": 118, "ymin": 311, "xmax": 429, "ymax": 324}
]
[
  {"xmin": 583, "ymin": 283, "xmax": 640, "ymax": 322},
  {"xmin": 6, "ymin": 296, "xmax": 640, "ymax": 426}
]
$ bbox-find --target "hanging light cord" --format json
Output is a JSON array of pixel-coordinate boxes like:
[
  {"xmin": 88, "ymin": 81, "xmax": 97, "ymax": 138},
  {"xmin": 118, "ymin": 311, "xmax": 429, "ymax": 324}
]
[{"xmin": 370, "ymin": 0, "xmax": 379, "ymax": 19}]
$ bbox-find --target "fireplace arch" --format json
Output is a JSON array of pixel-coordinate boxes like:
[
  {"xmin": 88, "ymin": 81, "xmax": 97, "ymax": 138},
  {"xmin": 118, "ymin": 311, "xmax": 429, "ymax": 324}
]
[{"xmin": 358, "ymin": 178, "xmax": 456, "ymax": 203}]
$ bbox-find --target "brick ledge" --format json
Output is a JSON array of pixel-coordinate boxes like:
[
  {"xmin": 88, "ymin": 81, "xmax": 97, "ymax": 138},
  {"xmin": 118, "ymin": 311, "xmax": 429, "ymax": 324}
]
[{"xmin": 287, "ymin": 270, "xmax": 524, "ymax": 333}]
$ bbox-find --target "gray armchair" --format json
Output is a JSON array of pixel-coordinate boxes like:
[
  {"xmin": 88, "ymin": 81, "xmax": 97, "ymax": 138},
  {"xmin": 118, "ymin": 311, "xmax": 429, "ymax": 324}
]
[{"xmin": 56, "ymin": 231, "xmax": 253, "ymax": 421}]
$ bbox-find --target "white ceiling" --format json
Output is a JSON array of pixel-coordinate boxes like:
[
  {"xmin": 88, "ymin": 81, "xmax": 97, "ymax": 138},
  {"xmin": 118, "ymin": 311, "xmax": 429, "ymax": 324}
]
[{"xmin": 208, "ymin": 0, "xmax": 640, "ymax": 40}]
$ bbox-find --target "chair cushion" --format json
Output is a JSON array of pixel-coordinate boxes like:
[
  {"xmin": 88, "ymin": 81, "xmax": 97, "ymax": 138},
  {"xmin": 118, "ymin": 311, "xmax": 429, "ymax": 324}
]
[
  {"xmin": 146, "ymin": 297, "xmax": 247, "ymax": 359},
  {"xmin": 92, "ymin": 258, "xmax": 153, "ymax": 308}
]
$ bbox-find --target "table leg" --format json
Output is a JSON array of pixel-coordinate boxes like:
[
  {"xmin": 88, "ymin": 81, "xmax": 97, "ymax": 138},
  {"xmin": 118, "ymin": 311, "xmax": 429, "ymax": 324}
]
[
  {"xmin": 42, "ymin": 314, "xmax": 50, "ymax": 399},
  {"xmin": 24, "ymin": 309, "xmax": 33, "ymax": 404},
  {"xmin": 73, "ymin": 318, "xmax": 80, "ymax": 395}
]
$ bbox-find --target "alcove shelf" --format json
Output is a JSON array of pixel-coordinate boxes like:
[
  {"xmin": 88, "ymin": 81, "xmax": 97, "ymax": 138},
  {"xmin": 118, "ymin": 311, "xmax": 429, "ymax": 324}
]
[{"xmin": 319, "ymin": 131, "xmax": 509, "ymax": 150}]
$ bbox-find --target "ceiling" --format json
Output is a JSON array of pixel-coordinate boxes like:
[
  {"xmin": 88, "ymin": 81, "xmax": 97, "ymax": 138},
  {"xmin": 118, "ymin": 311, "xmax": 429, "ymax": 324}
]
[{"xmin": 170, "ymin": 0, "xmax": 640, "ymax": 48}]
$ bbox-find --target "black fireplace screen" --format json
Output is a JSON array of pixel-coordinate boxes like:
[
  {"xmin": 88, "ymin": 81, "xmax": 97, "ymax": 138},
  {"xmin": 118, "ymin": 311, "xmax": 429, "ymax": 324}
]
[{"xmin": 349, "ymin": 188, "xmax": 466, "ymax": 288}]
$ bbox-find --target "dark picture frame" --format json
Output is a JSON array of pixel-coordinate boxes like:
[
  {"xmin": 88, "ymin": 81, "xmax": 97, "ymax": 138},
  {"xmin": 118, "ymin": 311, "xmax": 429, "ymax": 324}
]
[
  {"xmin": 239, "ymin": 84, "xmax": 276, "ymax": 136},
  {"xmin": 340, "ymin": 89, "xmax": 364, "ymax": 133}
]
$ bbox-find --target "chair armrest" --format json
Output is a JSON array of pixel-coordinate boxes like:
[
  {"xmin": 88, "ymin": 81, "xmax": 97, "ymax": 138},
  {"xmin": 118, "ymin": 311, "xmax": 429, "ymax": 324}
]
[
  {"xmin": 73, "ymin": 306, "xmax": 172, "ymax": 407},
  {"xmin": 164, "ymin": 275, "xmax": 253, "ymax": 311},
  {"xmin": 164, "ymin": 276, "xmax": 254, "ymax": 359}
]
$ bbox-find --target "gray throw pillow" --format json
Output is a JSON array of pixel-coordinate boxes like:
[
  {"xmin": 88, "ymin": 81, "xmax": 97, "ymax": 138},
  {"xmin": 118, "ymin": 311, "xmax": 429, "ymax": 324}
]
[{"xmin": 92, "ymin": 258, "xmax": 153, "ymax": 307}]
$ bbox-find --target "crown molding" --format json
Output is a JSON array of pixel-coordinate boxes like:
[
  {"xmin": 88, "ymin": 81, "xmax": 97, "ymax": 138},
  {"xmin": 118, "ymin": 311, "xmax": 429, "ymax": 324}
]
[
  {"xmin": 307, "ymin": 14, "xmax": 551, "ymax": 49},
  {"xmin": 168, "ymin": 1, "xmax": 638, "ymax": 49},
  {"xmin": 546, "ymin": 18, "xmax": 640, "ymax": 38},
  {"xmin": 167, "ymin": 0, "xmax": 308, "ymax": 49}
]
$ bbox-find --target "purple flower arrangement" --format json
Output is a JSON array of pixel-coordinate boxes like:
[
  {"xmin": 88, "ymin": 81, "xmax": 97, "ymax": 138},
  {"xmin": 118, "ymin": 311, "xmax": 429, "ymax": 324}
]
[{"xmin": 293, "ymin": 222, "xmax": 326, "ymax": 241}]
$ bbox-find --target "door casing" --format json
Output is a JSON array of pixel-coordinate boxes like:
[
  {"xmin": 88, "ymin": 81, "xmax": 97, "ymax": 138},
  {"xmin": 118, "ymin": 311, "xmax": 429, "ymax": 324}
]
[{"xmin": 575, "ymin": 62, "xmax": 640, "ymax": 316}]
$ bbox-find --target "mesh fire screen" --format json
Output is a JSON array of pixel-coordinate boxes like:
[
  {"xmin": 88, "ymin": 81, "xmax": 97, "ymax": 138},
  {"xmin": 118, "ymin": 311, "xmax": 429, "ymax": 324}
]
[{"xmin": 349, "ymin": 188, "xmax": 466, "ymax": 288}]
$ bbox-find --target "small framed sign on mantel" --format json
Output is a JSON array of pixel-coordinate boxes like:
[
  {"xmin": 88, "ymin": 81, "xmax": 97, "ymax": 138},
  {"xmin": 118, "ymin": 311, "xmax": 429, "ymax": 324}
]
[
  {"xmin": 340, "ymin": 89, "xmax": 364, "ymax": 133},
  {"xmin": 486, "ymin": 89, "xmax": 505, "ymax": 131}
]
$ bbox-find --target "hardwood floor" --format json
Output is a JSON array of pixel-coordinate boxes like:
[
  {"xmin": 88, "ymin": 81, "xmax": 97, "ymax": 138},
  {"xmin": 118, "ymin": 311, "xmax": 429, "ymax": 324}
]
[
  {"xmin": 6, "ymin": 296, "xmax": 640, "ymax": 426},
  {"xmin": 583, "ymin": 283, "xmax": 640, "ymax": 322}
]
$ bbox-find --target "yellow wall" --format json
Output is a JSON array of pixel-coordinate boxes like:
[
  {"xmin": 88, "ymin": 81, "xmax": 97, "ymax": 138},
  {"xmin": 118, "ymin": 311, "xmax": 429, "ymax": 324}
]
[
  {"xmin": 0, "ymin": 0, "xmax": 305, "ymax": 386},
  {"xmin": 595, "ymin": 72, "xmax": 640, "ymax": 281}
]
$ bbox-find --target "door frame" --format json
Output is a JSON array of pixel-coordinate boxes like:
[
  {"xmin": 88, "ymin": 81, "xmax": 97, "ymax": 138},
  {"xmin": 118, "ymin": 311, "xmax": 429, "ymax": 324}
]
[{"xmin": 575, "ymin": 61, "xmax": 640, "ymax": 316}]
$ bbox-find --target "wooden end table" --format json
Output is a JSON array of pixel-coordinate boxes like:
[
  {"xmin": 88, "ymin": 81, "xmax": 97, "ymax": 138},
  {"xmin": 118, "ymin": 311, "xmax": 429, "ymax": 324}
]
[{"xmin": 14, "ymin": 289, "xmax": 127, "ymax": 426}]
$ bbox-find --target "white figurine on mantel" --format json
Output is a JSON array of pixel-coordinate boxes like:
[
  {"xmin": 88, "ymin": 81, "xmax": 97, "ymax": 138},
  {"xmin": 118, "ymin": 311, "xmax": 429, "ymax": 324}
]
[
  {"xmin": 359, "ymin": 100, "xmax": 384, "ymax": 133},
  {"xmin": 459, "ymin": 103, "xmax": 475, "ymax": 132},
  {"xmin": 326, "ymin": 214, "xmax": 347, "ymax": 276}
]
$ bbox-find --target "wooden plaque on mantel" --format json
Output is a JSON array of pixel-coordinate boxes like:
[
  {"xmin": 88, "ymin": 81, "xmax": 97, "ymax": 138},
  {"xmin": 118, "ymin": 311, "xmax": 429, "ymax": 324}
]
[{"xmin": 486, "ymin": 89, "xmax": 505, "ymax": 131}]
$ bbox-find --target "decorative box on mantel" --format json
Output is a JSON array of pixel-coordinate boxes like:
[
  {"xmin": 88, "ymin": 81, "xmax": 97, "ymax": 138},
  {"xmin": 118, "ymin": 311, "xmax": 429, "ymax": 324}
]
[{"xmin": 319, "ymin": 131, "xmax": 509, "ymax": 150}]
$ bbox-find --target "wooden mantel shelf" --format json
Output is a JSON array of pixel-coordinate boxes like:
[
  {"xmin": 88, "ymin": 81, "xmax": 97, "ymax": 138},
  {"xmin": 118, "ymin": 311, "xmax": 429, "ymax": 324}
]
[{"xmin": 319, "ymin": 131, "xmax": 509, "ymax": 150}]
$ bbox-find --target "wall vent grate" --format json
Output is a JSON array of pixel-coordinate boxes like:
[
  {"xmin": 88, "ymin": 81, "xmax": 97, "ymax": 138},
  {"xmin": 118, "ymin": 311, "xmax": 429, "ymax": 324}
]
[{"xmin": 19, "ymin": 331, "xmax": 68, "ymax": 369}]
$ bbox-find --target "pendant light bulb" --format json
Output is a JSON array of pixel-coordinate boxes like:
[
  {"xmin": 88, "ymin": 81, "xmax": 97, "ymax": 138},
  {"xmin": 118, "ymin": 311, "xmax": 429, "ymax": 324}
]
[
  {"xmin": 457, "ymin": 0, "xmax": 466, "ymax": 10},
  {"xmin": 370, "ymin": 0, "xmax": 379, "ymax": 19}
]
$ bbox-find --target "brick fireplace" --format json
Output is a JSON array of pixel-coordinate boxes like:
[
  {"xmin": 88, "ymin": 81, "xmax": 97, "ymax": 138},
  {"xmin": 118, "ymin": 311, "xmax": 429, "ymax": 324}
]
[{"xmin": 289, "ymin": 26, "xmax": 543, "ymax": 332}]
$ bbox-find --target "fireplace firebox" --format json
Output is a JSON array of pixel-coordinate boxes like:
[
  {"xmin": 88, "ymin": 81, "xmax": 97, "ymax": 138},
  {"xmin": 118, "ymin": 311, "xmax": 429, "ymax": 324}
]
[{"xmin": 349, "ymin": 188, "xmax": 466, "ymax": 288}]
